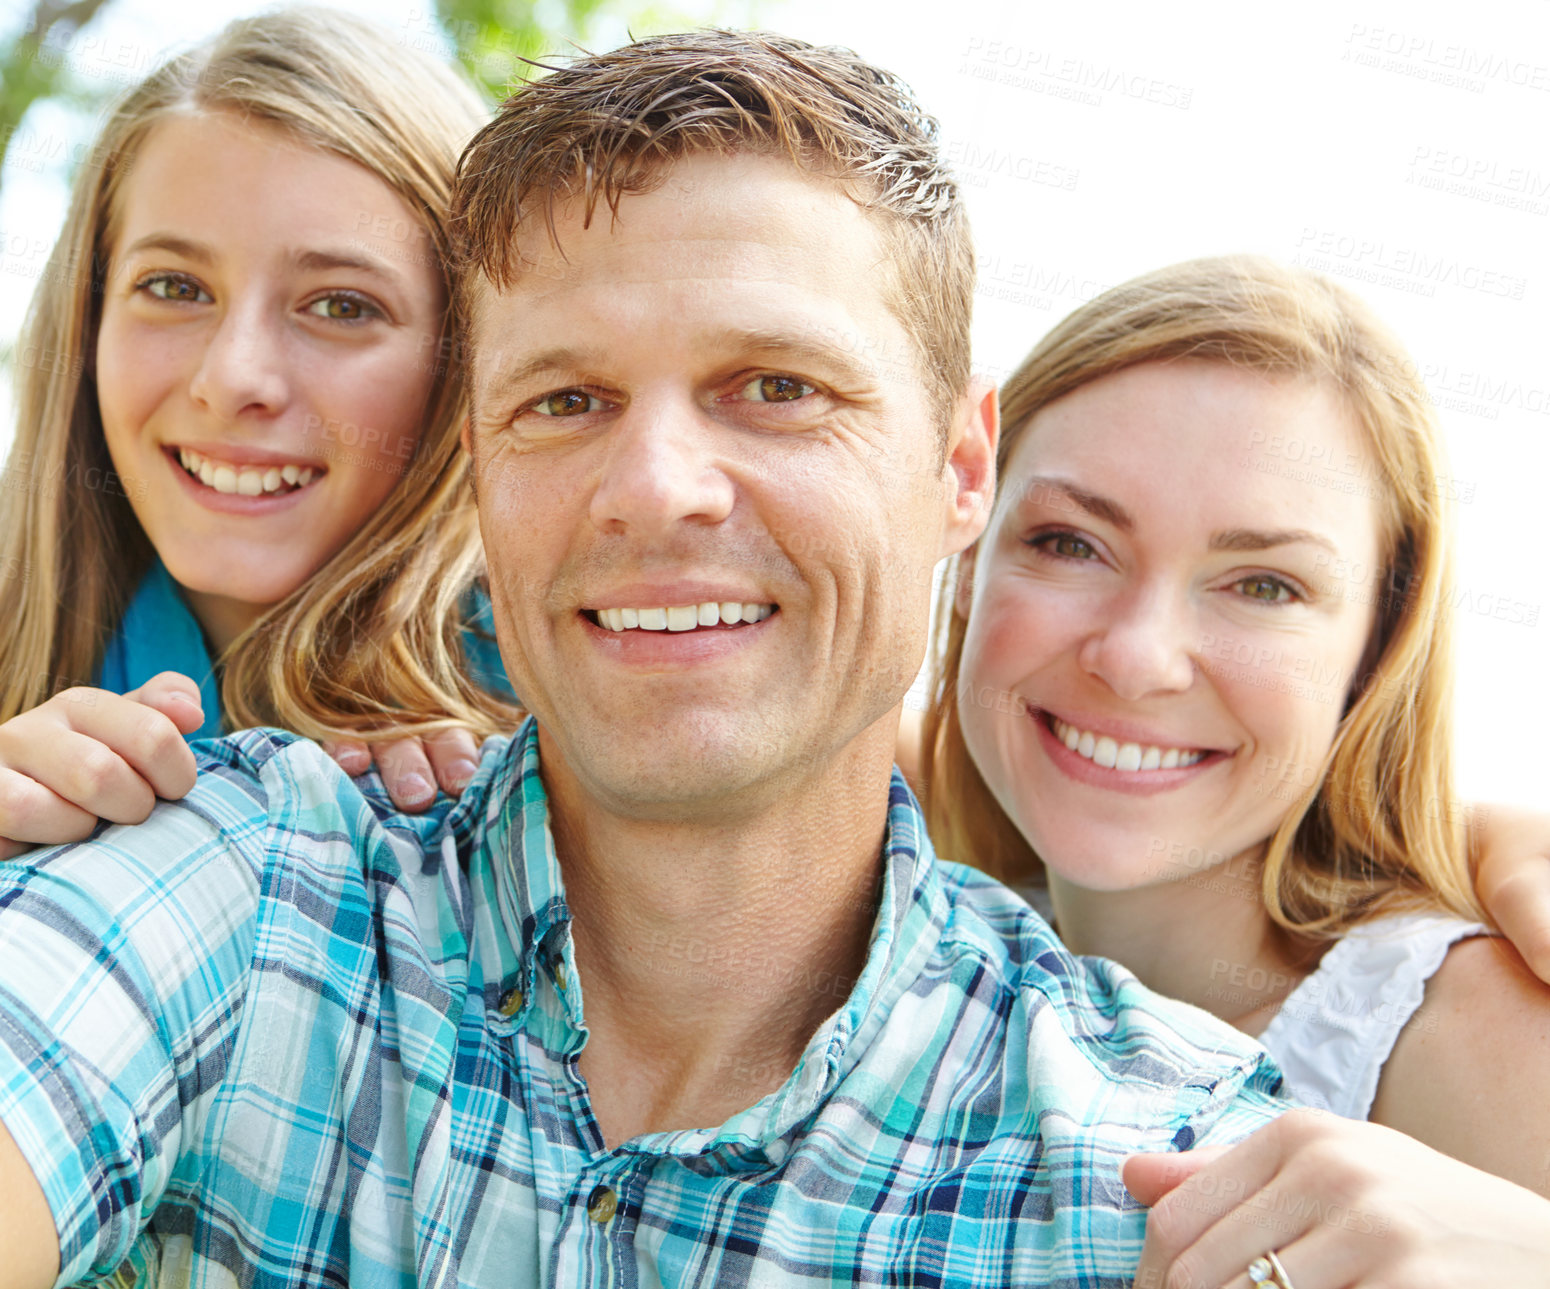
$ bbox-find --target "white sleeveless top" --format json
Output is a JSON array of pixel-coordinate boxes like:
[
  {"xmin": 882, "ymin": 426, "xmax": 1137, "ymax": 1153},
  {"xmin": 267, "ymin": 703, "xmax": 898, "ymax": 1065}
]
[{"xmin": 1258, "ymin": 912, "xmax": 1491, "ymax": 1119}]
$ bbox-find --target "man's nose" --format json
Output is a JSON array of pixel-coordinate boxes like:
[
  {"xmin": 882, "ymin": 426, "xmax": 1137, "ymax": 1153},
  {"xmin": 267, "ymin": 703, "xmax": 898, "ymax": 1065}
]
[
  {"xmin": 1076, "ymin": 584, "xmax": 1197, "ymax": 701},
  {"xmin": 589, "ymin": 398, "xmax": 735, "ymax": 534},
  {"xmin": 187, "ymin": 300, "xmax": 291, "ymax": 421}
]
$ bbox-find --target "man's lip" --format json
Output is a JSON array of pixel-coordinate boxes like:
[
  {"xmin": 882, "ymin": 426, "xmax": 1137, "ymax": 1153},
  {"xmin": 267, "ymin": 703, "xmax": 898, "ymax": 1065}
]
[
  {"xmin": 1031, "ymin": 704, "xmax": 1231, "ymax": 756},
  {"xmin": 582, "ymin": 582, "xmax": 776, "ymax": 610},
  {"xmin": 164, "ymin": 441, "xmax": 331, "ymax": 471}
]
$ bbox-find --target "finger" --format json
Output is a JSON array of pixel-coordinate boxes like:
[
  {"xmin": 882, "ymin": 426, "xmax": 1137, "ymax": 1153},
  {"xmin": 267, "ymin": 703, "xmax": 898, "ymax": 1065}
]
[
  {"xmin": 1173, "ymin": 1184, "xmax": 1374, "ymax": 1289},
  {"xmin": 49, "ymin": 691, "xmax": 198, "ymax": 803},
  {"xmin": 322, "ymin": 739, "xmax": 373, "ymax": 777},
  {"xmin": 122, "ymin": 671, "xmax": 206, "ymax": 735},
  {"xmin": 371, "ymin": 739, "xmax": 438, "ymax": 813},
  {"xmin": 1124, "ymin": 1147, "xmax": 1231, "ymax": 1207},
  {"xmin": 0, "ymin": 763, "xmax": 105, "ymax": 846},
  {"xmin": 421, "ymin": 728, "xmax": 482, "ymax": 796},
  {"xmin": 1133, "ymin": 1115, "xmax": 1299, "ymax": 1281}
]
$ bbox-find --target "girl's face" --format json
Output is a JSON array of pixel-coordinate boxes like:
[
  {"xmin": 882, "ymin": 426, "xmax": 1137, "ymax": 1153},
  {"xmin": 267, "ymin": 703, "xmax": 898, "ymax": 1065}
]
[
  {"xmin": 95, "ymin": 109, "xmax": 445, "ymax": 647},
  {"xmin": 957, "ymin": 359, "xmax": 1383, "ymax": 892}
]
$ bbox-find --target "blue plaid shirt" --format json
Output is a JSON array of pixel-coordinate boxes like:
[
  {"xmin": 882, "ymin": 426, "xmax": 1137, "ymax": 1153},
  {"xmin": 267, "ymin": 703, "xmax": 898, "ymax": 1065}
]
[{"xmin": 0, "ymin": 719, "xmax": 1286, "ymax": 1287}]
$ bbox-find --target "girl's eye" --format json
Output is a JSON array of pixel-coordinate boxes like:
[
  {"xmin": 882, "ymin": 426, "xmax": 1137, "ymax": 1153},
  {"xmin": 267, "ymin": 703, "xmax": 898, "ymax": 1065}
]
[
  {"xmin": 532, "ymin": 389, "xmax": 605, "ymax": 417},
  {"xmin": 1235, "ymin": 575, "xmax": 1298, "ymax": 604},
  {"xmin": 305, "ymin": 293, "xmax": 380, "ymax": 322},
  {"xmin": 739, "ymin": 374, "xmax": 813, "ymax": 403},
  {"xmin": 140, "ymin": 273, "xmax": 210, "ymax": 304},
  {"xmin": 1028, "ymin": 531, "xmax": 1099, "ymax": 561}
]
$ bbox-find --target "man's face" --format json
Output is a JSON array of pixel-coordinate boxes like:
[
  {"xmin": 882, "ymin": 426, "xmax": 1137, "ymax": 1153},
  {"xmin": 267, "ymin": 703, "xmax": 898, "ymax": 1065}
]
[{"xmin": 465, "ymin": 152, "xmax": 992, "ymax": 818}]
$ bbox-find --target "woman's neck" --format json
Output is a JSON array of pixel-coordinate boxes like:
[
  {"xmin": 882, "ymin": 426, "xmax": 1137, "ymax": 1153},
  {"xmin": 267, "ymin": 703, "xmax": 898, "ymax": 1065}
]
[
  {"xmin": 1047, "ymin": 845, "xmax": 1315, "ymax": 1037},
  {"xmin": 180, "ymin": 585, "xmax": 265, "ymax": 658}
]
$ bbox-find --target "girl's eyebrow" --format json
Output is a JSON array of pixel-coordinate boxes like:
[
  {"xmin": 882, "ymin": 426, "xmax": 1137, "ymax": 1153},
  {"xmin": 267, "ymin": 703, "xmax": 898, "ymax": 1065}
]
[{"xmin": 120, "ymin": 232, "xmax": 211, "ymax": 262}]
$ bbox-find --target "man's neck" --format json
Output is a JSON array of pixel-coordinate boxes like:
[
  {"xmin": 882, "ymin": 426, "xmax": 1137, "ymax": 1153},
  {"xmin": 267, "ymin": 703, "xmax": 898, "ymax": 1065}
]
[
  {"xmin": 540, "ymin": 720, "xmax": 897, "ymax": 1148},
  {"xmin": 1047, "ymin": 845, "xmax": 1316, "ymax": 1038}
]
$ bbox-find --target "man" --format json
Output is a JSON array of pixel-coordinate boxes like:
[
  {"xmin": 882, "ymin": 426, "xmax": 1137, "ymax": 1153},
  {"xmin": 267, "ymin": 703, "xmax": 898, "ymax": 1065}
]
[{"xmin": 0, "ymin": 31, "xmax": 1284, "ymax": 1287}]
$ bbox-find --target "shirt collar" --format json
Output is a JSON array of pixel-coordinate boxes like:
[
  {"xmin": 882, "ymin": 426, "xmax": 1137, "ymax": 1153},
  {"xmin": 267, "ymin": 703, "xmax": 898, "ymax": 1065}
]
[{"xmin": 467, "ymin": 717, "xmax": 949, "ymax": 1160}]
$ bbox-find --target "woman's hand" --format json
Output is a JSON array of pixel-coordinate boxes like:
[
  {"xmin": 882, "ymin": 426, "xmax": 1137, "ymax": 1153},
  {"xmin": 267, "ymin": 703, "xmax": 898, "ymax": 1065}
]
[
  {"xmin": 1470, "ymin": 801, "xmax": 1550, "ymax": 984},
  {"xmin": 321, "ymin": 727, "xmax": 483, "ymax": 813},
  {"xmin": 1124, "ymin": 1107, "xmax": 1550, "ymax": 1287},
  {"xmin": 0, "ymin": 672, "xmax": 204, "ymax": 861}
]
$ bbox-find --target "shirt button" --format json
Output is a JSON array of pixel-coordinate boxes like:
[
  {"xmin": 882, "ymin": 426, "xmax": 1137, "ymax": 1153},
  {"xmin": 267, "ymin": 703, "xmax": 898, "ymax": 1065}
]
[
  {"xmin": 586, "ymin": 1185, "xmax": 618, "ymax": 1224},
  {"xmin": 497, "ymin": 987, "xmax": 524, "ymax": 1017}
]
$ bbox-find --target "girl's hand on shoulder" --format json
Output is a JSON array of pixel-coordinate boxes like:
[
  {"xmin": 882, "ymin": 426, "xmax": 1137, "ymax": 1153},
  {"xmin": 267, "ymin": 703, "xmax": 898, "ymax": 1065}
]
[
  {"xmin": 0, "ymin": 672, "xmax": 204, "ymax": 861},
  {"xmin": 1124, "ymin": 1107, "xmax": 1550, "ymax": 1288},
  {"xmin": 322, "ymin": 727, "xmax": 483, "ymax": 813},
  {"xmin": 1470, "ymin": 801, "xmax": 1550, "ymax": 984}
]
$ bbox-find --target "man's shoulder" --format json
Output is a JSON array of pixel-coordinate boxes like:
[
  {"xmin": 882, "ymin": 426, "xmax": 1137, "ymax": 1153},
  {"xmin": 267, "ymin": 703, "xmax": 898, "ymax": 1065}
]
[{"xmin": 928, "ymin": 861, "xmax": 1287, "ymax": 1129}]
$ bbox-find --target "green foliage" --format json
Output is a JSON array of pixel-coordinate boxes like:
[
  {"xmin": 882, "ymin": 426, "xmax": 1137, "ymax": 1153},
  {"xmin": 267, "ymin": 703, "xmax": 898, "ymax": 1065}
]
[
  {"xmin": 433, "ymin": 0, "xmax": 705, "ymax": 104},
  {"xmin": 0, "ymin": 0, "xmax": 116, "ymax": 203}
]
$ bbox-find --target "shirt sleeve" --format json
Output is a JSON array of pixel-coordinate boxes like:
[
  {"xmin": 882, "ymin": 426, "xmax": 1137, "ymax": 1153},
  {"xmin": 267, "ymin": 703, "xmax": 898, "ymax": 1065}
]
[{"xmin": 0, "ymin": 775, "xmax": 266, "ymax": 1285}]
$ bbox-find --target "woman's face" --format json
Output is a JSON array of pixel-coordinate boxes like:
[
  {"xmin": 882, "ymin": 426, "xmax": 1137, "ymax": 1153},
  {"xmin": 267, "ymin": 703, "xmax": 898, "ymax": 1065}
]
[
  {"xmin": 95, "ymin": 109, "xmax": 445, "ymax": 642},
  {"xmin": 957, "ymin": 359, "xmax": 1383, "ymax": 891}
]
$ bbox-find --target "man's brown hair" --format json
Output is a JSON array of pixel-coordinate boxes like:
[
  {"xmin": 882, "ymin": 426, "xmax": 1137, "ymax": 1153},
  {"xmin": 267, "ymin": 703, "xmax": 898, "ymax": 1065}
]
[{"xmin": 451, "ymin": 29, "xmax": 975, "ymax": 426}]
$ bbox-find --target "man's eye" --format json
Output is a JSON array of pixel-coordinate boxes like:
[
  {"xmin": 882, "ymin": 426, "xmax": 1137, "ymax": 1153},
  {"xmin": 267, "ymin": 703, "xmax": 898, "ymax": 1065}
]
[
  {"xmin": 306, "ymin": 293, "xmax": 380, "ymax": 322},
  {"xmin": 532, "ymin": 389, "xmax": 604, "ymax": 417},
  {"xmin": 740, "ymin": 374, "xmax": 813, "ymax": 403},
  {"xmin": 140, "ymin": 274, "xmax": 210, "ymax": 304}
]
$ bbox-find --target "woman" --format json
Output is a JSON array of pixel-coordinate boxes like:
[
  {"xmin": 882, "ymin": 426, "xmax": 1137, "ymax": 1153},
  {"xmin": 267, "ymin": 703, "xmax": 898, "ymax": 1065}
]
[
  {"xmin": 0, "ymin": 8, "xmax": 519, "ymax": 857},
  {"xmin": 922, "ymin": 254, "xmax": 1550, "ymax": 1282}
]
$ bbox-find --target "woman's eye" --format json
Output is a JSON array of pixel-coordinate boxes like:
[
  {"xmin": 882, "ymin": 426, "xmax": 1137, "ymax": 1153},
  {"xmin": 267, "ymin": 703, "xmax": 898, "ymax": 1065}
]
[
  {"xmin": 141, "ymin": 274, "xmax": 210, "ymax": 304},
  {"xmin": 532, "ymin": 389, "xmax": 604, "ymax": 417},
  {"xmin": 739, "ymin": 374, "xmax": 813, "ymax": 403},
  {"xmin": 1029, "ymin": 531, "xmax": 1098, "ymax": 561},
  {"xmin": 1236, "ymin": 575, "xmax": 1297, "ymax": 604},
  {"xmin": 306, "ymin": 294, "xmax": 379, "ymax": 322}
]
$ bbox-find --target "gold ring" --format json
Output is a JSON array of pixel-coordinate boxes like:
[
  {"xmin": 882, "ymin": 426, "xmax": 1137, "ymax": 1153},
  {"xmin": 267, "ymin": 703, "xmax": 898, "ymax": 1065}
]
[{"xmin": 1246, "ymin": 1251, "xmax": 1294, "ymax": 1289}]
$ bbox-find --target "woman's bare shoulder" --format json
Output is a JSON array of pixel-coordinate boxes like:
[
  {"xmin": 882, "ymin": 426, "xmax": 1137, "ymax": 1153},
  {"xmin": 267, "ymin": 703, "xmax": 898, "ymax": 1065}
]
[{"xmin": 1373, "ymin": 934, "xmax": 1550, "ymax": 1197}]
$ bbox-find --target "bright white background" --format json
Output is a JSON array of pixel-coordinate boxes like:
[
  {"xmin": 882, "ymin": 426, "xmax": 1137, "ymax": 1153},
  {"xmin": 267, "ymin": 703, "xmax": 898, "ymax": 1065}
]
[{"xmin": 2, "ymin": 0, "xmax": 1545, "ymax": 803}]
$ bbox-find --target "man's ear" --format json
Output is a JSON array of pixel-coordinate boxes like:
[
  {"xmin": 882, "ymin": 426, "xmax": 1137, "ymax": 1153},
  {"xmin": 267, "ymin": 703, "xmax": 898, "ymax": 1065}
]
[{"xmin": 940, "ymin": 378, "xmax": 999, "ymax": 560}]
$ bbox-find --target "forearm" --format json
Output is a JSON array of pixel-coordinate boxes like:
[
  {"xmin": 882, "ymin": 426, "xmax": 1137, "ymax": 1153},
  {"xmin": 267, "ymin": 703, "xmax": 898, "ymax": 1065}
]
[{"xmin": 0, "ymin": 1117, "xmax": 59, "ymax": 1289}]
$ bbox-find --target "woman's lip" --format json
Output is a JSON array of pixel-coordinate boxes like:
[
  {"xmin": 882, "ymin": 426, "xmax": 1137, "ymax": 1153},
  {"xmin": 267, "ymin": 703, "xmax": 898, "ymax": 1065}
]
[
  {"xmin": 1031, "ymin": 707, "xmax": 1228, "ymax": 796},
  {"xmin": 166, "ymin": 441, "xmax": 330, "ymax": 471},
  {"xmin": 1034, "ymin": 705, "xmax": 1225, "ymax": 755},
  {"xmin": 162, "ymin": 446, "xmax": 319, "ymax": 514}
]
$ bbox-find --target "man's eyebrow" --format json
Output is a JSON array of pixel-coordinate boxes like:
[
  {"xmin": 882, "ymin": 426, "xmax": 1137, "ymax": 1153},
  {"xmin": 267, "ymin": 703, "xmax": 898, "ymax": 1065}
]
[
  {"xmin": 1209, "ymin": 527, "xmax": 1339, "ymax": 556},
  {"xmin": 481, "ymin": 327, "xmax": 890, "ymax": 398},
  {"xmin": 1016, "ymin": 476, "xmax": 1135, "ymax": 531}
]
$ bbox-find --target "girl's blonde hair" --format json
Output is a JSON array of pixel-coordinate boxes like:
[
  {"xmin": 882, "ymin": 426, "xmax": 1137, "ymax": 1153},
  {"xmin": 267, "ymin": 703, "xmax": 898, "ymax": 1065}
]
[
  {"xmin": 0, "ymin": 8, "xmax": 522, "ymax": 740},
  {"xmin": 924, "ymin": 254, "xmax": 1483, "ymax": 939}
]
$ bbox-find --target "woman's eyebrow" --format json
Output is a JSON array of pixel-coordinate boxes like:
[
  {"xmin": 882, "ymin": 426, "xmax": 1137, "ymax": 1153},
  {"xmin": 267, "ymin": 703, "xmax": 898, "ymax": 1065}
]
[
  {"xmin": 119, "ymin": 232, "xmax": 212, "ymax": 263},
  {"xmin": 1014, "ymin": 475, "xmax": 1134, "ymax": 530},
  {"xmin": 1209, "ymin": 527, "xmax": 1339, "ymax": 555}
]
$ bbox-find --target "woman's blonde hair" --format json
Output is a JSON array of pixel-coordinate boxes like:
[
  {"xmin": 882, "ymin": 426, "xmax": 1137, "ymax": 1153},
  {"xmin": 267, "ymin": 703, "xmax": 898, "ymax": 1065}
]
[
  {"xmin": 0, "ymin": 8, "xmax": 522, "ymax": 740},
  {"xmin": 924, "ymin": 254, "xmax": 1483, "ymax": 939}
]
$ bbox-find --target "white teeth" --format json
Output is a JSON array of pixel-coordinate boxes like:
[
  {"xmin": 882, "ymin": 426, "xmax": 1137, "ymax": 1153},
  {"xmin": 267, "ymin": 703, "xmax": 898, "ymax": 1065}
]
[
  {"xmin": 1049, "ymin": 717, "xmax": 1207, "ymax": 773},
  {"xmin": 594, "ymin": 601, "xmax": 776, "ymax": 632},
  {"xmin": 177, "ymin": 449, "xmax": 313, "ymax": 495}
]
